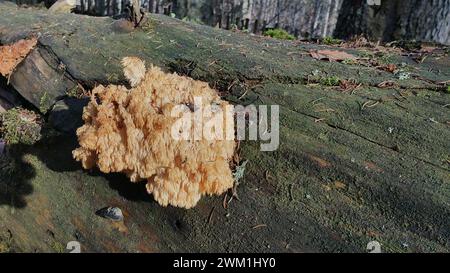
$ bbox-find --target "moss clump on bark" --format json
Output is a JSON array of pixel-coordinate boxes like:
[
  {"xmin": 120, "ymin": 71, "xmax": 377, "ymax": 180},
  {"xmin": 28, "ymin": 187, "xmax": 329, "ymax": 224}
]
[
  {"xmin": 320, "ymin": 76, "xmax": 341, "ymax": 86},
  {"xmin": 322, "ymin": 37, "xmax": 343, "ymax": 45},
  {"xmin": 263, "ymin": 29, "xmax": 295, "ymax": 40},
  {"xmin": 0, "ymin": 108, "xmax": 42, "ymax": 145}
]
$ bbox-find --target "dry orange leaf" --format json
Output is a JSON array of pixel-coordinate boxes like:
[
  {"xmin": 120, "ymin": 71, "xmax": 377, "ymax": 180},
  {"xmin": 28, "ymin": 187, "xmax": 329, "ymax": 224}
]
[
  {"xmin": 380, "ymin": 63, "xmax": 397, "ymax": 73},
  {"xmin": 310, "ymin": 49, "xmax": 358, "ymax": 62},
  {"xmin": 307, "ymin": 154, "xmax": 331, "ymax": 168},
  {"xmin": 420, "ymin": 46, "xmax": 437, "ymax": 53},
  {"xmin": 334, "ymin": 181, "xmax": 347, "ymax": 189},
  {"xmin": 0, "ymin": 38, "xmax": 37, "ymax": 76}
]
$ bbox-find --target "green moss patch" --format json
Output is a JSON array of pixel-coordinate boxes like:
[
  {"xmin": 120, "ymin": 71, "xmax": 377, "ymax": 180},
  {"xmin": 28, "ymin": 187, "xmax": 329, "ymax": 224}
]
[
  {"xmin": 263, "ymin": 29, "xmax": 295, "ymax": 40},
  {"xmin": 0, "ymin": 108, "xmax": 42, "ymax": 145}
]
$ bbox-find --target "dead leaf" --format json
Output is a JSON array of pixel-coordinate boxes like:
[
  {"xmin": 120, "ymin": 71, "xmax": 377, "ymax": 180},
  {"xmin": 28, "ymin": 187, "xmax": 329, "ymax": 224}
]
[
  {"xmin": 307, "ymin": 154, "xmax": 331, "ymax": 168},
  {"xmin": 0, "ymin": 38, "xmax": 37, "ymax": 76},
  {"xmin": 364, "ymin": 162, "xmax": 384, "ymax": 173},
  {"xmin": 334, "ymin": 181, "xmax": 347, "ymax": 189},
  {"xmin": 340, "ymin": 79, "xmax": 361, "ymax": 92},
  {"xmin": 310, "ymin": 49, "xmax": 358, "ymax": 62},
  {"xmin": 420, "ymin": 46, "xmax": 437, "ymax": 53},
  {"xmin": 111, "ymin": 221, "xmax": 129, "ymax": 234},
  {"xmin": 380, "ymin": 64, "xmax": 397, "ymax": 73}
]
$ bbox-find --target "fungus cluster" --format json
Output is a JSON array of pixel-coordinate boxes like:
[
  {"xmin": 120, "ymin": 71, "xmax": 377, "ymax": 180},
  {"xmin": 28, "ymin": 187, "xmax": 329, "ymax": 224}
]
[{"xmin": 73, "ymin": 60, "xmax": 236, "ymax": 208}]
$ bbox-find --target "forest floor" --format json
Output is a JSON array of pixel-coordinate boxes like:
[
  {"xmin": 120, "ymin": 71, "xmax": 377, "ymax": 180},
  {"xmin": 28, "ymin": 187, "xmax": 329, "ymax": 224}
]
[{"xmin": 0, "ymin": 2, "xmax": 449, "ymax": 253}]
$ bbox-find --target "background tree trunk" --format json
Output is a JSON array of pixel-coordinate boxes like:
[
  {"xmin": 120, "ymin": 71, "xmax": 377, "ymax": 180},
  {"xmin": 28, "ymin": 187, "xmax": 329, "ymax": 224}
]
[
  {"xmin": 334, "ymin": 0, "xmax": 450, "ymax": 44},
  {"xmin": 7, "ymin": 0, "xmax": 450, "ymax": 44},
  {"xmin": 333, "ymin": 0, "xmax": 369, "ymax": 39}
]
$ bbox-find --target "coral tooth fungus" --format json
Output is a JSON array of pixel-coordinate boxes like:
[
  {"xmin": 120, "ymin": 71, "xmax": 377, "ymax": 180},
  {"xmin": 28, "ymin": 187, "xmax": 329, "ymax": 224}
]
[{"xmin": 73, "ymin": 63, "xmax": 236, "ymax": 209}]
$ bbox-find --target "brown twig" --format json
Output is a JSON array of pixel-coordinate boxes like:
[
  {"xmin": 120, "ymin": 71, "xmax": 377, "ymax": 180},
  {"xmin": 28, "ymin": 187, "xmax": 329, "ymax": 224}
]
[
  {"xmin": 310, "ymin": 97, "xmax": 325, "ymax": 105},
  {"xmin": 362, "ymin": 100, "xmax": 380, "ymax": 110},
  {"xmin": 223, "ymin": 194, "xmax": 229, "ymax": 209},
  {"xmin": 252, "ymin": 224, "xmax": 267, "ymax": 229},
  {"xmin": 265, "ymin": 170, "xmax": 273, "ymax": 181},
  {"xmin": 238, "ymin": 88, "xmax": 250, "ymax": 100},
  {"xmin": 207, "ymin": 206, "xmax": 215, "ymax": 225},
  {"xmin": 315, "ymin": 108, "xmax": 336, "ymax": 113},
  {"xmin": 289, "ymin": 184, "xmax": 295, "ymax": 201}
]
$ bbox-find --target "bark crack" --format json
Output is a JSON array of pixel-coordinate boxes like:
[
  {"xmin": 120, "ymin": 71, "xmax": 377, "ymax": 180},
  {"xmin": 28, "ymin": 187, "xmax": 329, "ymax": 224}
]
[{"xmin": 272, "ymin": 101, "xmax": 450, "ymax": 173}]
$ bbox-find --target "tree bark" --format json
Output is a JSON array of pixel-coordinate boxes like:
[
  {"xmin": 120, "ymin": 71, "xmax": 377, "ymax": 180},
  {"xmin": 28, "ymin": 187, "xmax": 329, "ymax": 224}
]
[
  {"xmin": 334, "ymin": 0, "xmax": 368, "ymax": 39},
  {"xmin": 334, "ymin": 0, "xmax": 450, "ymax": 44},
  {"xmin": 0, "ymin": 1, "xmax": 449, "ymax": 253}
]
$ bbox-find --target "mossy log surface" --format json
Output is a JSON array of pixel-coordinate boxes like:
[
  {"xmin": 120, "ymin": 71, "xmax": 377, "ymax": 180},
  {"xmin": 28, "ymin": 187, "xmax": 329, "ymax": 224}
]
[{"xmin": 0, "ymin": 2, "xmax": 449, "ymax": 253}]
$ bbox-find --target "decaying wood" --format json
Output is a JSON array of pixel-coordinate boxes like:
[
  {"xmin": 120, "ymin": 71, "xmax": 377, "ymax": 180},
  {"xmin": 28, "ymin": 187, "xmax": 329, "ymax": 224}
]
[
  {"xmin": 9, "ymin": 47, "xmax": 76, "ymax": 113},
  {"xmin": 0, "ymin": 2, "xmax": 449, "ymax": 253}
]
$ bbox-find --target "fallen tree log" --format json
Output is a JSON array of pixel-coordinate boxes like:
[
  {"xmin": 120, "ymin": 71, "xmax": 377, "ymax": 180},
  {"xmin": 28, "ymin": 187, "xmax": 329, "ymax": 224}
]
[{"xmin": 0, "ymin": 2, "xmax": 449, "ymax": 253}]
